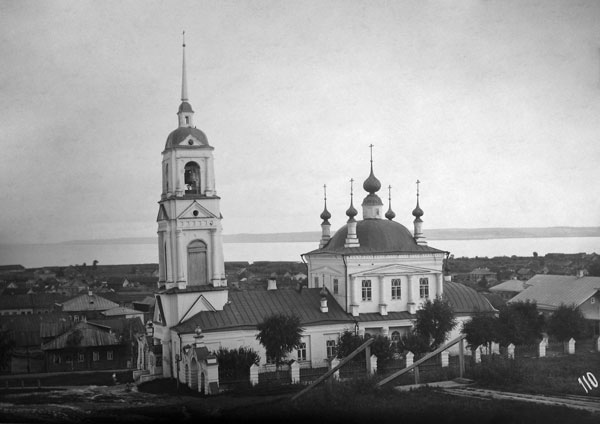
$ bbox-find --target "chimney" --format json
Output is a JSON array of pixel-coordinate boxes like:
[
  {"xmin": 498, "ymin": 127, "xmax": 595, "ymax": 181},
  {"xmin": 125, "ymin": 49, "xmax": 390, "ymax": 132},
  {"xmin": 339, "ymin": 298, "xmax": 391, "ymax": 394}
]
[
  {"xmin": 267, "ymin": 277, "xmax": 277, "ymax": 290},
  {"xmin": 578, "ymin": 269, "xmax": 585, "ymax": 278},
  {"xmin": 88, "ymin": 288, "xmax": 93, "ymax": 296},
  {"xmin": 319, "ymin": 286, "xmax": 328, "ymax": 313}
]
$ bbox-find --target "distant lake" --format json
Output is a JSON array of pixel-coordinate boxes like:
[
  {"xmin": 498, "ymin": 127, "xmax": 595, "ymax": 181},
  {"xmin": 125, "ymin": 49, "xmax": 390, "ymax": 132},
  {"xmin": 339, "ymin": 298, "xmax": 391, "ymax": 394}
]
[{"xmin": 1, "ymin": 237, "xmax": 599, "ymax": 268}]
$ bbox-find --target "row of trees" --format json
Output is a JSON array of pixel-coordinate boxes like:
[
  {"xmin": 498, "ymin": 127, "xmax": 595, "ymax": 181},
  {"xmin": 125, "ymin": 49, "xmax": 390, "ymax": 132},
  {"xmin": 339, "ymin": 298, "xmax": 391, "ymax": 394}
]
[
  {"xmin": 215, "ymin": 299, "xmax": 589, "ymax": 380},
  {"xmin": 463, "ymin": 301, "xmax": 588, "ymax": 351}
]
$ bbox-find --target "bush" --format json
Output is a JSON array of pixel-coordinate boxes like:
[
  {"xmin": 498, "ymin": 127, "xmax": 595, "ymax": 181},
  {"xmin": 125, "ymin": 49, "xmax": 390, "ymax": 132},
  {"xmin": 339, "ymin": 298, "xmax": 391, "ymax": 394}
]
[
  {"xmin": 214, "ymin": 346, "xmax": 260, "ymax": 382},
  {"xmin": 497, "ymin": 301, "xmax": 544, "ymax": 345},
  {"xmin": 547, "ymin": 304, "xmax": 587, "ymax": 342}
]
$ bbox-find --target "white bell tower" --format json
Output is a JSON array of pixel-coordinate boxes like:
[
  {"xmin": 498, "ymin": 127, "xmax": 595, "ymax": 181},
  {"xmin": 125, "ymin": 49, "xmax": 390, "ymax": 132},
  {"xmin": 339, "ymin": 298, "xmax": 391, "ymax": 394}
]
[{"xmin": 157, "ymin": 35, "xmax": 226, "ymax": 291}]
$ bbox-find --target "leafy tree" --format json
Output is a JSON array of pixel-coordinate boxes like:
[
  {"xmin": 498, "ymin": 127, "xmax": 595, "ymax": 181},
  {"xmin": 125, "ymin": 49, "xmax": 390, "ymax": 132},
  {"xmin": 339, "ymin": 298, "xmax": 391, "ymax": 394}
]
[
  {"xmin": 587, "ymin": 261, "xmax": 600, "ymax": 277},
  {"xmin": 256, "ymin": 313, "xmax": 303, "ymax": 369},
  {"xmin": 0, "ymin": 329, "xmax": 15, "ymax": 371},
  {"xmin": 414, "ymin": 297, "xmax": 457, "ymax": 350},
  {"xmin": 462, "ymin": 314, "xmax": 500, "ymax": 352},
  {"xmin": 336, "ymin": 330, "xmax": 363, "ymax": 360},
  {"xmin": 398, "ymin": 332, "xmax": 430, "ymax": 356},
  {"xmin": 478, "ymin": 276, "xmax": 488, "ymax": 289},
  {"xmin": 497, "ymin": 301, "xmax": 544, "ymax": 345},
  {"xmin": 336, "ymin": 331, "xmax": 393, "ymax": 366},
  {"xmin": 547, "ymin": 304, "xmax": 586, "ymax": 342}
]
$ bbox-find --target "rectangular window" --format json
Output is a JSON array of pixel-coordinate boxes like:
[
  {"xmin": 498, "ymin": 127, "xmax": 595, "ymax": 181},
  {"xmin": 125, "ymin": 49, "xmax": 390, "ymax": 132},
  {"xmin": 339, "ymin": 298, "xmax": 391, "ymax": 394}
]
[
  {"xmin": 391, "ymin": 278, "xmax": 401, "ymax": 300},
  {"xmin": 78, "ymin": 353, "xmax": 84, "ymax": 362},
  {"xmin": 362, "ymin": 280, "xmax": 372, "ymax": 301},
  {"xmin": 297, "ymin": 343, "xmax": 307, "ymax": 361},
  {"xmin": 326, "ymin": 340, "xmax": 337, "ymax": 359},
  {"xmin": 54, "ymin": 354, "xmax": 61, "ymax": 364},
  {"xmin": 93, "ymin": 351, "xmax": 99, "ymax": 362},
  {"xmin": 74, "ymin": 315, "xmax": 79, "ymax": 322},
  {"xmin": 419, "ymin": 277, "xmax": 429, "ymax": 299},
  {"xmin": 333, "ymin": 278, "xmax": 339, "ymax": 295},
  {"xmin": 314, "ymin": 276, "xmax": 319, "ymax": 287},
  {"xmin": 107, "ymin": 351, "xmax": 113, "ymax": 361}
]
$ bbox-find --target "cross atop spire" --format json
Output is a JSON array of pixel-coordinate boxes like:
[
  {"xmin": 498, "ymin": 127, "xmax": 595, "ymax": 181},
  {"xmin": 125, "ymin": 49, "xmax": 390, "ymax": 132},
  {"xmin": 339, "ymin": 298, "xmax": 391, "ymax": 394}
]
[
  {"xmin": 350, "ymin": 178, "xmax": 354, "ymax": 198},
  {"xmin": 369, "ymin": 144, "xmax": 374, "ymax": 164},
  {"xmin": 416, "ymin": 179, "xmax": 420, "ymax": 198}
]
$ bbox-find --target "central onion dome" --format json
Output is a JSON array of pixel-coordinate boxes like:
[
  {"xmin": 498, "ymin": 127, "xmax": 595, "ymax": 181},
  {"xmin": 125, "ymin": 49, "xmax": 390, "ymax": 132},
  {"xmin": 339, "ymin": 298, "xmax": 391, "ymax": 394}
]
[
  {"xmin": 363, "ymin": 167, "xmax": 381, "ymax": 194},
  {"xmin": 320, "ymin": 220, "xmax": 440, "ymax": 253}
]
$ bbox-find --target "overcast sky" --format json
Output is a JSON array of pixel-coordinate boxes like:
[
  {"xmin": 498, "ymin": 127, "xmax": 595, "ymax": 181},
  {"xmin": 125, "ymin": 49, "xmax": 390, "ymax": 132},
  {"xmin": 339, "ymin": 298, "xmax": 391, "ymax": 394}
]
[{"xmin": 1, "ymin": 0, "xmax": 600, "ymax": 244}]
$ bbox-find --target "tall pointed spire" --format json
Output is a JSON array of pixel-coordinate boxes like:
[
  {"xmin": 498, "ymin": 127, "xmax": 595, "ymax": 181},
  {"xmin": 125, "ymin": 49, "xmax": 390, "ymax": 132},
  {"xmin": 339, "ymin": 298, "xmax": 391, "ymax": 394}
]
[
  {"xmin": 385, "ymin": 185, "xmax": 396, "ymax": 220},
  {"xmin": 177, "ymin": 31, "xmax": 194, "ymax": 128},
  {"xmin": 181, "ymin": 30, "xmax": 188, "ymax": 102}
]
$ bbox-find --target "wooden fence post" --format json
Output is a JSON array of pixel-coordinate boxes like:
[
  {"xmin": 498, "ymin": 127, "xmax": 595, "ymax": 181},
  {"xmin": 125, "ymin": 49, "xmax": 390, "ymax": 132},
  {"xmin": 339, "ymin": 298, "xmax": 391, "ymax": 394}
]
[
  {"xmin": 249, "ymin": 363, "xmax": 259, "ymax": 386},
  {"xmin": 369, "ymin": 355, "xmax": 377, "ymax": 375},
  {"xmin": 440, "ymin": 351, "xmax": 449, "ymax": 368},
  {"xmin": 566, "ymin": 338, "xmax": 575, "ymax": 355},
  {"xmin": 507, "ymin": 343, "xmax": 515, "ymax": 360},
  {"xmin": 290, "ymin": 360, "xmax": 300, "ymax": 384},
  {"xmin": 538, "ymin": 340, "xmax": 546, "ymax": 358}
]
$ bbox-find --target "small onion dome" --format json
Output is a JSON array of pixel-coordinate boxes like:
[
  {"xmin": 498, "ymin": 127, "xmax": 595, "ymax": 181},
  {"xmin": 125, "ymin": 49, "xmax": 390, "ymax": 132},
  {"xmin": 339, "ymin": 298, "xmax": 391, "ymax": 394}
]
[
  {"xmin": 363, "ymin": 168, "xmax": 381, "ymax": 194},
  {"xmin": 346, "ymin": 201, "xmax": 358, "ymax": 219},
  {"xmin": 412, "ymin": 201, "xmax": 424, "ymax": 219},
  {"xmin": 178, "ymin": 101, "xmax": 194, "ymax": 113},
  {"xmin": 320, "ymin": 286, "xmax": 327, "ymax": 298},
  {"xmin": 320, "ymin": 206, "xmax": 331, "ymax": 221},
  {"xmin": 385, "ymin": 207, "xmax": 396, "ymax": 220}
]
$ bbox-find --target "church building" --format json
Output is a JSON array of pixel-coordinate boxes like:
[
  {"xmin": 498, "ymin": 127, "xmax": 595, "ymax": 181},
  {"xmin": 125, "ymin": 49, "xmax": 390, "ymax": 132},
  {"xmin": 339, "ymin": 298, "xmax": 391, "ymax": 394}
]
[{"xmin": 138, "ymin": 39, "xmax": 495, "ymax": 393}]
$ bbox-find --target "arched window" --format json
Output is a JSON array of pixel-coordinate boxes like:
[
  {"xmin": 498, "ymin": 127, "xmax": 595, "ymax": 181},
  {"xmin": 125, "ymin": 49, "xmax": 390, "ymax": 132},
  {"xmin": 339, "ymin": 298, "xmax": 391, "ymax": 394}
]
[
  {"xmin": 184, "ymin": 161, "xmax": 201, "ymax": 194},
  {"xmin": 187, "ymin": 240, "xmax": 208, "ymax": 286},
  {"xmin": 165, "ymin": 163, "xmax": 169, "ymax": 192},
  {"xmin": 391, "ymin": 331, "xmax": 401, "ymax": 342}
]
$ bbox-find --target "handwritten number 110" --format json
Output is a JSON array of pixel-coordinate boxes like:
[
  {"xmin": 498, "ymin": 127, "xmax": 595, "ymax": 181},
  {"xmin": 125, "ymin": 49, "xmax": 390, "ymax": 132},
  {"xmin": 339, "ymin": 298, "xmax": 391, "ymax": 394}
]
[{"xmin": 578, "ymin": 372, "xmax": 598, "ymax": 393}]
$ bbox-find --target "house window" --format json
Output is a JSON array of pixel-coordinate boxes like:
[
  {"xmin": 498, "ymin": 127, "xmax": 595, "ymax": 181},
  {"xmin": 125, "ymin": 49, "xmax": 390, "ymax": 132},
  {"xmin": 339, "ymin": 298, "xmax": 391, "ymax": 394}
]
[
  {"xmin": 93, "ymin": 351, "xmax": 99, "ymax": 362},
  {"xmin": 361, "ymin": 280, "xmax": 372, "ymax": 301},
  {"xmin": 419, "ymin": 277, "xmax": 429, "ymax": 299},
  {"xmin": 326, "ymin": 340, "xmax": 337, "ymax": 358},
  {"xmin": 107, "ymin": 351, "xmax": 113, "ymax": 361},
  {"xmin": 391, "ymin": 331, "xmax": 401, "ymax": 342},
  {"xmin": 592, "ymin": 297, "xmax": 596, "ymax": 304},
  {"xmin": 391, "ymin": 278, "xmax": 401, "ymax": 300},
  {"xmin": 314, "ymin": 276, "xmax": 319, "ymax": 287},
  {"xmin": 78, "ymin": 353, "xmax": 84, "ymax": 362},
  {"xmin": 333, "ymin": 278, "xmax": 339, "ymax": 295},
  {"xmin": 74, "ymin": 315, "xmax": 79, "ymax": 322},
  {"xmin": 297, "ymin": 343, "xmax": 307, "ymax": 361},
  {"xmin": 54, "ymin": 354, "xmax": 61, "ymax": 364}
]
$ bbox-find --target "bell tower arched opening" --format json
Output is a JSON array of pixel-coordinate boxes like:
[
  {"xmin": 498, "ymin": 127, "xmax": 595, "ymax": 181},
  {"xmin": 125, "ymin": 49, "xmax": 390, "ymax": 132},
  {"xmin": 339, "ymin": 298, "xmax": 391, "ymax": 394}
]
[
  {"xmin": 187, "ymin": 240, "xmax": 208, "ymax": 286},
  {"xmin": 184, "ymin": 161, "xmax": 201, "ymax": 195}
]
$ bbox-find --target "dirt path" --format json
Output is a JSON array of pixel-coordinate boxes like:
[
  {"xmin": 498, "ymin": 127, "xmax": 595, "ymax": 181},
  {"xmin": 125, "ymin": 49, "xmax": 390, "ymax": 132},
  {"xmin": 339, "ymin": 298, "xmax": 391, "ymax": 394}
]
[{"xmin": 441, "ymin": 387, "xmax": 600, "ymax": 414}]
